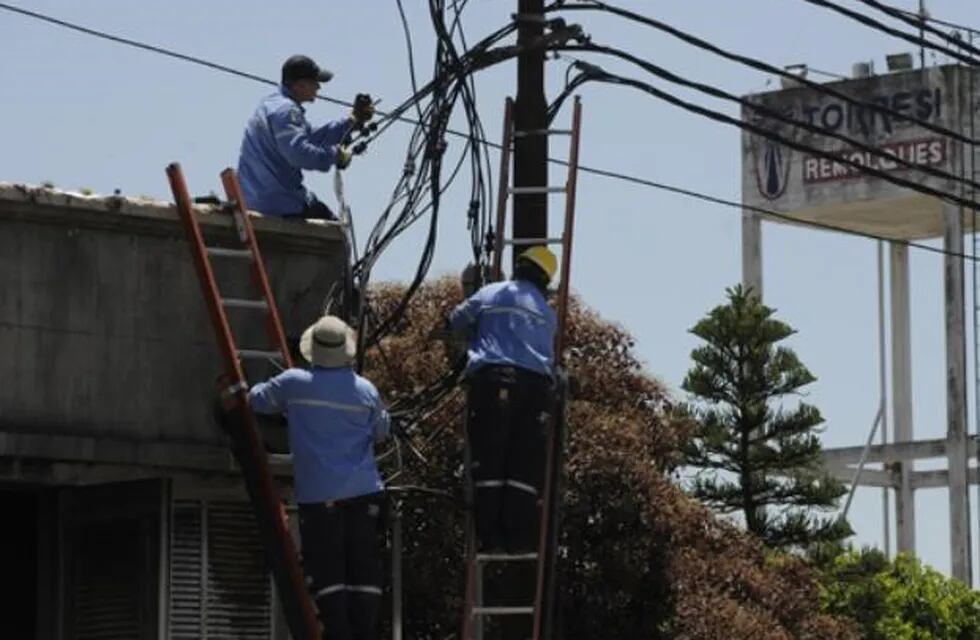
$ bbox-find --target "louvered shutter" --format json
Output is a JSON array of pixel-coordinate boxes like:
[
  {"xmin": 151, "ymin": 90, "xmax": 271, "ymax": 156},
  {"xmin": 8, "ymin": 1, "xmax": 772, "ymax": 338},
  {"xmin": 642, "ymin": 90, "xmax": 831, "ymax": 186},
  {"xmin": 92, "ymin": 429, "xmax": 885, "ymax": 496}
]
[
  {"xmin": 64, "ymin": 480, "xmax": 162, "ymax": 640},
  {"xmin": 169, "ymin": 500, "xmax": 272, "ymax": 638},
  {"xmin": 73, "ymin": 520, "xmax": 142, "ymax": 639},
  {"xmin": 169, "ymin": 503, "xmax": 204, "ymax": 639}
]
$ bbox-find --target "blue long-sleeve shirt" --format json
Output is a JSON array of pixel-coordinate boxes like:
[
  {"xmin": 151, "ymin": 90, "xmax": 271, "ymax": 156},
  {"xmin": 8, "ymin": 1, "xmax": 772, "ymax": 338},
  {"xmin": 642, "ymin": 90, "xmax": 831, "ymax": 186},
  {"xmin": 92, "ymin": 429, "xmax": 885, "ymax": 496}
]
[
  {"xmin": 248, "ymin": 366, "xmax": 389, "ymax": 504},
  {"xmin": 238, "ymin": 85, "xmax": 352, "ymax": 216},
  {"xmin": 449, "ymin": 279, "xmax": 557, "ymax": 378}
]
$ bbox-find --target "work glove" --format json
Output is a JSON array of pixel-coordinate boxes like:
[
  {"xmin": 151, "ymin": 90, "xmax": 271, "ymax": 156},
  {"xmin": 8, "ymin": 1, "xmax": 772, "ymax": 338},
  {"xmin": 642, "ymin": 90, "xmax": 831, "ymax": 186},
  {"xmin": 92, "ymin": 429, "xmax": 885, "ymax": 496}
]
[
  {"xmin": 336, "ymin": 146, "xmax": 352, "ymax": 170},
  {"xmin": 351, "ymin": 93, "xmax": 375, "ymax": 125}
]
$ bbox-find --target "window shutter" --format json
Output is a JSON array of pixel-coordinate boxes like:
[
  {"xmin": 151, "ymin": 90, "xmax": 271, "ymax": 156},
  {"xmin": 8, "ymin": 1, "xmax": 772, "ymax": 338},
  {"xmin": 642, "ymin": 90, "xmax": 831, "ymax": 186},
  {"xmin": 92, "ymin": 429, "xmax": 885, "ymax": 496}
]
[
  {"xmin": 73, "ymin": 520, "xmax": 142, "ymax": 639},
  {"xmin": 169, "ymin": 500, "xmax": 272, "ymax": 638},
  {"xmin": 169, "ymin": 503, "xmax": 204, "ymax": 639}
]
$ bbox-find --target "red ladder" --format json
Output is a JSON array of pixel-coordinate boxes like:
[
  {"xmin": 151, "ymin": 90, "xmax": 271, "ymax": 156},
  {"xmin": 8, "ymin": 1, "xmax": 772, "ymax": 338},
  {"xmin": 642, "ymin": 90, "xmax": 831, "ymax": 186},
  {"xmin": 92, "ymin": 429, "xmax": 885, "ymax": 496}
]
[
  {"xmin": 166, "ymin": 164, "xmax": 320, "ymax": 640},
  {"xmin": 463, "ymin": 96, "xmax": 582, "ymax": 640}
]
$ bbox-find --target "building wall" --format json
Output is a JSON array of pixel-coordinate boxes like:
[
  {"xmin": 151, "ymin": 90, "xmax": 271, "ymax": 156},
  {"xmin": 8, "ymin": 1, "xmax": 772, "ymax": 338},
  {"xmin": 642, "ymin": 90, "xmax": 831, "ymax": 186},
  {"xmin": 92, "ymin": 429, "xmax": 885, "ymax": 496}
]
[{"xmin": 0, "ymin": 183, "xmax": 346, "ymax": 454}]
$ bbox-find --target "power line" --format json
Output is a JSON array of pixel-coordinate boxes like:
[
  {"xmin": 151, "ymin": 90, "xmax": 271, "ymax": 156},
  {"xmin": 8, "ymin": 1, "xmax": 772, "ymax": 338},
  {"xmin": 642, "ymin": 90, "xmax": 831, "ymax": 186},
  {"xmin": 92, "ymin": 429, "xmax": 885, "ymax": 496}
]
[
  {"xmin": 552, "ymin": 0, "xmax": 980, "ymax": 147},
  {"xmin": 878, "ymin": 1, "xmax": 980, "ymax": 38},
  {"xmin": 563, "ymin": 58, "xmax": 980, "ymax": 213},
  {"xmin": 3, "ymin": 1, "xmax": 978, "ymax": 264},
  {"xmin": 0, "ymin": 1, "xmax": 358, "ymax": 108},
  {"xmin": 565, "ymin": 43, "xmax": 980, "ymax": 196},
  {"xmin": 574, "ymin": 159, "xmax": 979, "ymax": 263},
  {"xmin": 798, "ymin": 0, "xmax": 980, "ymax": 66}
]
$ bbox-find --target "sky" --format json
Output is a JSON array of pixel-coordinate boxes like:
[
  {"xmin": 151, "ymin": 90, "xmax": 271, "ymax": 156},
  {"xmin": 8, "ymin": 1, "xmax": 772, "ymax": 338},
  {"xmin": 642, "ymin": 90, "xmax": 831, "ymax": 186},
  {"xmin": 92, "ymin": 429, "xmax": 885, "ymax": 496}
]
[{"xmin": 2, "ymin": 0, "xmax": 980, "ymax": 579}]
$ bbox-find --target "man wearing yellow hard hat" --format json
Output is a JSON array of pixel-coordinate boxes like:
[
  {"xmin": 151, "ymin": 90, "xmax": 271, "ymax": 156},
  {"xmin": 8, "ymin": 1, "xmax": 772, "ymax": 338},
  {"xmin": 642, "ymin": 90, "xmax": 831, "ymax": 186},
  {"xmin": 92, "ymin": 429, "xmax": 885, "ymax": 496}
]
[{"xmin": 448, "ymin": 246, "xmax": 558, "ymax": 553}]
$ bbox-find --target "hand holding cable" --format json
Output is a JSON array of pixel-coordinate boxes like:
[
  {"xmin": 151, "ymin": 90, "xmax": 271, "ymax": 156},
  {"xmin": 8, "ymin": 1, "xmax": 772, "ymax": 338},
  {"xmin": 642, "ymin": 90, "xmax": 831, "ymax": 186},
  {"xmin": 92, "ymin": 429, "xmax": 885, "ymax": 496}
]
[
  {"xmin": 336, "ymin": 145, "xmax": 353, "ymax": 170},
  {"xmin": 351, "ymin": 93, "xmax": 377, "ymax": 125}
]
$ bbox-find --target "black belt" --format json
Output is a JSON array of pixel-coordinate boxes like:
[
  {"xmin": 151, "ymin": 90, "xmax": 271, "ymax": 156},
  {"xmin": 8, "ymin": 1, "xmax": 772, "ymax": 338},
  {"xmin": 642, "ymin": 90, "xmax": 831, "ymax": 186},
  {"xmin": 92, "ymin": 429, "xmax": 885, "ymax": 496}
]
[
  {"xmin": 298, "ymin": 491, "xmax": 385, "ymax": 510},
  {"xmin": 469, "ymin": 364, "xmax": 551, "ymax": 388}
]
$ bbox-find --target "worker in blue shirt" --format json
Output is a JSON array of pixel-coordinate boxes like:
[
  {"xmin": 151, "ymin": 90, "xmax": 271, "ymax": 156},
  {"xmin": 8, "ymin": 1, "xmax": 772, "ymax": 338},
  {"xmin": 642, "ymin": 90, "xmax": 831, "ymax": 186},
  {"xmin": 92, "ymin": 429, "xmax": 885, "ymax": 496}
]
[
  {"xmin": 448, "ymin": 246, "xmax": 558, "ymax": 553},
  {"xmin": 238, "ymin": 54, "xmax": 375, "ymax": 219},
  {"xmin": 248, "ymin": 314, "xmax": 389, "ymax": 640}
]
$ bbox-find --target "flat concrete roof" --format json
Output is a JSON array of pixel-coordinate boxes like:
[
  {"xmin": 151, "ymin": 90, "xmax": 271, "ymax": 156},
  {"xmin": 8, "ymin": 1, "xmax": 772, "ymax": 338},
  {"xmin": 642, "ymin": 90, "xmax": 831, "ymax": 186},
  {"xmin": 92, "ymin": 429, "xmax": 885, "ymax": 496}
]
[{"xmin": 0, "ymin": 181, "xmax": 346, "ymax": 247}]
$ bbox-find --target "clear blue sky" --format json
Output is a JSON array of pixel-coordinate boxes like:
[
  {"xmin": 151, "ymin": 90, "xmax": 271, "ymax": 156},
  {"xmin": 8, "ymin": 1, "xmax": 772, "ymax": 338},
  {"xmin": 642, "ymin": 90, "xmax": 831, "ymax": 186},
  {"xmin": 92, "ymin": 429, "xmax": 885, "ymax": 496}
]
[{"xmin": 3, "ymin": 0, "xmax": 979, "ymax": 578}]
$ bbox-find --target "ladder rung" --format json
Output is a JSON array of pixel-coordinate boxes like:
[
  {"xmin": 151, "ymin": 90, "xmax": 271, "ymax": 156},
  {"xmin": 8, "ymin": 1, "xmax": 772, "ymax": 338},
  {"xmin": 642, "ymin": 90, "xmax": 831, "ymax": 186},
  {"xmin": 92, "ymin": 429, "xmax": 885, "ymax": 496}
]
[
  {"xmin": 476, "ymin": 552, "xmax": 538, "ymax": 562},
  {"xmin": 471, "ymin": 606, "xmax": 534, "ymax": 616},
  {"xmin": 513, "ymin": 128, "xmax": 572, "ymax": 138},
  {"xmin": 503, "ymin": 237, "xmax": 564, "ymax": 246},
  {"xmin": 238, "ymin": 349, "xmax": 282, "ymax": 360},
  {"xmin": 222, "ymin": 298, "xmax": 269, "ymax": 310},
  {"xmin": 206, "ymin": 247, "xmax": 252, "ymax": 259},
  {"xmin": 508, "ymin": 186, "xmax": 566, "ymax": 195}
]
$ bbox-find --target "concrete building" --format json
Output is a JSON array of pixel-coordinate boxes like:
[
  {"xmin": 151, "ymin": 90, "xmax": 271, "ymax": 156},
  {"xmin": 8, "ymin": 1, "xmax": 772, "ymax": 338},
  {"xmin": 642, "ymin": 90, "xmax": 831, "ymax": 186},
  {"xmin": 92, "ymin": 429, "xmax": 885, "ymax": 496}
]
[{"xmin": 0, "ymin": 182, "xmax": 346, "ymax": 637}]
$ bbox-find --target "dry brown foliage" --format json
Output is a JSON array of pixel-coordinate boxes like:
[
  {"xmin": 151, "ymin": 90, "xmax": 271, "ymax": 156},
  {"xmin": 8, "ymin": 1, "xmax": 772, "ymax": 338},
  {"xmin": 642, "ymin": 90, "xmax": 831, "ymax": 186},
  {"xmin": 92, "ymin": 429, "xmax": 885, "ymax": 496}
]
[{"xmin": 363, "ymin": 278, "xmax": 857, "ymax": 640}]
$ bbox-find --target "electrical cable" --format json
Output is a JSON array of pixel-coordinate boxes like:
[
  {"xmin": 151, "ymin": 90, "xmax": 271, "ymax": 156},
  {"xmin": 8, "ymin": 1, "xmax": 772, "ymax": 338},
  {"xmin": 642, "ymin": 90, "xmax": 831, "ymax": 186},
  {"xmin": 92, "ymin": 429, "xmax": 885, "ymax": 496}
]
[
  {"xmin": 856, "ymin": 0, "xmax": 980, "ymax": 57},
  {"xmin": 797, "ymin": 0, "xmax": 980, "ymax": 66},
  {"xmin": 901, "ymin": 7, "xmax": 980, "ymax": 35},
  {"xmin": 562, "ymin": 44, "xmax": 980, "ymax": 195},
  {"xmin": 552, "ymin": 78, "xmax": 980, "ymax": 264},
  {"xmin": 550, "ymin": 0, "xmax": 980, "ymax": 147},
  {"xmin": 4, "ymin": 4, "xmax": 979, "ymax": 277},
  {"xmin": 557, "ymin": 59, "xmax": 980, "ymax": 212}
]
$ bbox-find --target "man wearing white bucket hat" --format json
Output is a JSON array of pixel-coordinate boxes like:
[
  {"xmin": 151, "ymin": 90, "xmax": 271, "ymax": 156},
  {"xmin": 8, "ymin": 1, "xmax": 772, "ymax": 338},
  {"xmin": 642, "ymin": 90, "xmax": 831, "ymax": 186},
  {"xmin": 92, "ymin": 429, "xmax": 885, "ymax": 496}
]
[
  {"xmin": 448, "ymin": 247, "xmax": 558, "ymax": 554},
  {"xmin": 247, "ymin": 314, "xmax": 389, "ymax": 640}
]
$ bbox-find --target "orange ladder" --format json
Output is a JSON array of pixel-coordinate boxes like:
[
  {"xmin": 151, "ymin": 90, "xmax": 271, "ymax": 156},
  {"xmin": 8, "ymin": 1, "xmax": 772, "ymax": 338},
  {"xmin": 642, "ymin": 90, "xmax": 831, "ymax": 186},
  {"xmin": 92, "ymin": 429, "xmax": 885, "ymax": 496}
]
[
  {"xmin": 166, "ymin": 164, "xmax": 320, "ymax": 640},
  {"xmin": 462, "ymin": 95, "xmax": 582, "ymax": 640}
]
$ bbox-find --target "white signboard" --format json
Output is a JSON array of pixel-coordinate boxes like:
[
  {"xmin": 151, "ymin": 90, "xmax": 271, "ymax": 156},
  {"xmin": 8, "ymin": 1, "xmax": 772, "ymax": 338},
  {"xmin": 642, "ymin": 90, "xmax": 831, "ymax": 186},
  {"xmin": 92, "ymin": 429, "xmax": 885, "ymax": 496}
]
[{"xmin": 741, "ymin": 65, "xmax": 976, "ymax": 240}]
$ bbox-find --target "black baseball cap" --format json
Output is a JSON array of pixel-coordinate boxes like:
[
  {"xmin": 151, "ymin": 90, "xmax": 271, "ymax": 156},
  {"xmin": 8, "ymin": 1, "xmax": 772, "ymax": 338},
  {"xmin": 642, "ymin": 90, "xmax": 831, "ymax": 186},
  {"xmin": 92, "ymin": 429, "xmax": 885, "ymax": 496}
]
[{"xmin": 281, "ymin": 55, "xmax": 334, "ymax": 84}]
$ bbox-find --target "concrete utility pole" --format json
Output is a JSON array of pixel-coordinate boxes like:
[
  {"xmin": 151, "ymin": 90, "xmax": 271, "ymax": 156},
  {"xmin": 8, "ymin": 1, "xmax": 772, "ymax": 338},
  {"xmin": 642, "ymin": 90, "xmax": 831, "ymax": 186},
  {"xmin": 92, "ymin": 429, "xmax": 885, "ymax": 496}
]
[
  {"xmin": 943, "ymin": 201, "xmax": 972, "ymax": 584},
  {"xmin": 513, "ymin": 0, "xmax": 549, "ymax": 267},
  {"xmin": 890, "ymin": 243, "xmax": 916, "ymax": 554}
]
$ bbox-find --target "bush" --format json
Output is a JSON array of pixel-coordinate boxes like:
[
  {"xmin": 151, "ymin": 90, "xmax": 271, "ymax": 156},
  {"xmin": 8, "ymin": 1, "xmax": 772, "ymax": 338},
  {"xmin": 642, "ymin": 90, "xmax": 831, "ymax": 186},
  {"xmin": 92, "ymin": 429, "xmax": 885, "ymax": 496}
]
[
  {"xmin": 364, "ymin": 278, "xmax": 857, "ymax": 639},
  {"xmin": 818, "ymin": 548, "xmax": 980, "ymax": 640}
]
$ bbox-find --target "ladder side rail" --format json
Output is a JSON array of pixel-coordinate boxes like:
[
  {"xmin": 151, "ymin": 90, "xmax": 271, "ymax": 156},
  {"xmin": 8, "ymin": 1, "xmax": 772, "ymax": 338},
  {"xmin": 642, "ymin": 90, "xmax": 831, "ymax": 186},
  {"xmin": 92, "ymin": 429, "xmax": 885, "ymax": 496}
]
[
  {"xmin": 166, "ymin": 163, "xmax": 247, "ymax": 386},
  {"xmin": 541, "ymin": 382, "xmax": 569, "ymax": 640},
  {"xmin": 232, "ymin": 408, "xmax": 321, "ymax": 640},
  {"xmin": 220, "ymin": 168, "xmax": 294, "ymax": 368},
  {"xmin": 555, "ymin": 97, "xmax": 583, "ymax": 358},
  {"xmin": 531, "ymin": 404, "xmax": 559, "ymax": 640},
  {"xmin": 492, "ymin": 98, "xmax": 515, "ymax": 281},
  {"xmin": 461, "ymin": 404, "xmax": 480, "ymax": 640},
  {"xmin": 534, "ymin": 97, "xmax": 582, "ymax": 640},
  {"xmin": 166, "ymin": 163, "xmax": 319, "ymax": 640}
]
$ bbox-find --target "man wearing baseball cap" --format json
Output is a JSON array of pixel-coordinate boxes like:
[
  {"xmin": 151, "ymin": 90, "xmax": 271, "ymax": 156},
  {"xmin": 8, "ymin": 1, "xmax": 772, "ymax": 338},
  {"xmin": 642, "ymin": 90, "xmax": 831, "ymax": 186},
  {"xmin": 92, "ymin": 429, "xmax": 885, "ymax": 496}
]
[{"xmin": 238, "ymin": 55, "xmax": 375, "ymax": 219}]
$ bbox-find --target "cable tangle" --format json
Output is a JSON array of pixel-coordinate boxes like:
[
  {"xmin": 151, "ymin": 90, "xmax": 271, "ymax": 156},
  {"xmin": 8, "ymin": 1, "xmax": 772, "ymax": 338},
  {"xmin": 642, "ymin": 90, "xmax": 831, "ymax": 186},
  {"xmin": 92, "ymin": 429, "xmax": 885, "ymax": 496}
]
[{"xmin": 7, "ymin": 0, "xmax": 980, "ymax": 439}]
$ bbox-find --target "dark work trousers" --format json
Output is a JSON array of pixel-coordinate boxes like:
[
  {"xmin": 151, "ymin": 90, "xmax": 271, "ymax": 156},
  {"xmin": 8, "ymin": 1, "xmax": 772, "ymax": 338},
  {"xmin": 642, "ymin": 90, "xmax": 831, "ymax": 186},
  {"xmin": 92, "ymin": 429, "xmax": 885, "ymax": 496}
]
[
  {"xmin": 279, "ymin": 194, "xmax": 337, "ymax": 221},
  {"xmin": 466, "ymin": 365, "xmax": 553, "ymax": 553},
  {"xmin": 298, "ymin": 493, "xmax": 385, "ymax": 640},
  {"xmin": 301, "ymin": 194, "xmax": 337, "ymax": 220}
]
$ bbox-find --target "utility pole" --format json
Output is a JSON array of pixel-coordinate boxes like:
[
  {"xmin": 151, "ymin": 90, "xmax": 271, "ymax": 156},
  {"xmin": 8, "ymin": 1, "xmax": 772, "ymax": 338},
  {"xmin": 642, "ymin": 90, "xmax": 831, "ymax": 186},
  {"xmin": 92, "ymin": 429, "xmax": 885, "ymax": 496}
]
[{"xmin": 513, "ymin": 0, "xmax": 549, "ymax": 269}]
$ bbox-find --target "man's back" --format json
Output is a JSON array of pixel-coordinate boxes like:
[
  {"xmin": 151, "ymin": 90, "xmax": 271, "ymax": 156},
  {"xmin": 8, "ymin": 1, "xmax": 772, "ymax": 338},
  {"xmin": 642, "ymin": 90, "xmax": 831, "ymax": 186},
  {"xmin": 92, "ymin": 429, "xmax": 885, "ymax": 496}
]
[
  {"xmin": 249, "ymin": 366, "xmax": 388, "ymax": 503},
  {"xmin": 450, "ymin": 279, "xmax": 557, "ymax": 378}
]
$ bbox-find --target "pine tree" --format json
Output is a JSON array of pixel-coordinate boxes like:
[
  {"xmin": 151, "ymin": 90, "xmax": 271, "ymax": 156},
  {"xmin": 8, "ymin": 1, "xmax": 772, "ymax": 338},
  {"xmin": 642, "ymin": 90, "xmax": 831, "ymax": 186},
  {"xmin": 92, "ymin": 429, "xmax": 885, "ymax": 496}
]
[{"xmin": 682, "ymin": 285, "xmax": 851, "ymax": 550}]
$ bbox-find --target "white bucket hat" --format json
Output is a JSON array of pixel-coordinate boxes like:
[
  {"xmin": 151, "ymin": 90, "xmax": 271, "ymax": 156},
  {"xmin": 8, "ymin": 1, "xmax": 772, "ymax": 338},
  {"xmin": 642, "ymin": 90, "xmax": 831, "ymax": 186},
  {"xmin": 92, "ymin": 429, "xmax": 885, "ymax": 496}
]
[{"xmin": 299, "ymin": 315, "xmax": 356, "ymax": 368}]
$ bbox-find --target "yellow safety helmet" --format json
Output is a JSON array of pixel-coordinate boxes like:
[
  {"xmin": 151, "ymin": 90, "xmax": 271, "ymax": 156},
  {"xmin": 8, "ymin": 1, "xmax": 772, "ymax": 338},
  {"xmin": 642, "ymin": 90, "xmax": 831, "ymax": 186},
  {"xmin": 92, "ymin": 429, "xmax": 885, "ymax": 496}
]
[{"xmin": 518, "ymin": 246, "xmax": 558, "ymax": 281}]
